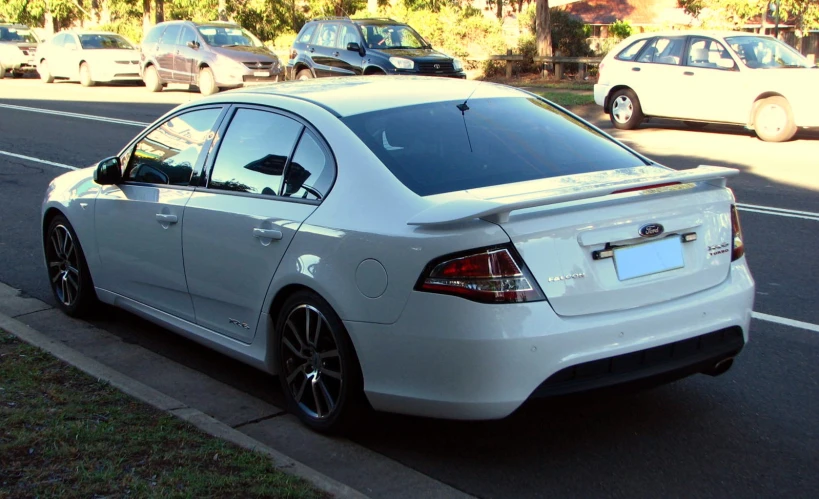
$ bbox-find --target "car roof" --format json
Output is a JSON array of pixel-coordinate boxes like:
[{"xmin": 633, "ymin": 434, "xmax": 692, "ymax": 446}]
[
  {"xmin": 62, "ymin": 30, "xmax": 122, "ymax": 36},
  {"xmin": 231, "ymin": 76, "xmax": 527, "ymax": 117},
  {"xmin": 630, "ymin": 30, "xmax": 772, "ymax": 40},
  {"xmin": 0, "ymin": 23, "xmax": 30, "ymax": 28},
  {"xmin": 307, "ymin": 17, "xmax": 406, "ymax": 26}
]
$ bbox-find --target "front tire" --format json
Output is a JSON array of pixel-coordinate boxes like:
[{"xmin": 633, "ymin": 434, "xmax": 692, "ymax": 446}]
[
  {"xmin": 39, "ymin": 60, "xmax": 54, "ymax": 83},
  {"xmin": 79, "ymin": 62, "xmax": 95, "ymax": 87},
  {"xmin": 144, "ymin": 65, "xmax": 162, "ymax": 92},
  {"xmin": 44, "ymin": 215, "xmax": 97, "ymax": 317},
  {"xmin": 609, "ymin": 88, "xmax": 644, "ymax": 130},
  {"xmin": 753, "ymin": 96, "xmax": 796, "ymax": 143},
  {"xmin": 198, "ymin": 67, "xmax": 219, "ymax": 95},
  {"xmin": 276, "ymin": 291, "xmax": 365, "ymax": 434},
  {"xmin": 296, "ymin": 69, "xmax": 313, "ymax": 80}
]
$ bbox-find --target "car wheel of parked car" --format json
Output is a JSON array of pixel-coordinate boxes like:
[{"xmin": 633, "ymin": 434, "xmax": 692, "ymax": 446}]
[
  {"xmin": 296, "ymin": 69, "xmax": 313, "ymax": 80},
  {"xmin": 79, "ymin": 63, "xmax": 95, "ymax": 87},
  {"xmin": 44, "ymin": 215, "xmax": 97, "ymax": 318},
  {"xmin": 683, "ymin": 121, "xmax": 708, "ymax": 130},
  {"xmin": 143, "ymin": 65, "xmax": 162, "ymax": 92},
  {"xmin": 753, "ymin": 96, "xmax": 796, "ymax": 143},
  {"xmin": 39, "ymin": 60, "xmax": 54, "ymax": 83},
  {"xmin": 0, "ymin": 65, "xmax": 5, "ymax": 79},
  {"xmin": 198, "ymin": 67, "xmax": 219, "ymax": 95},
  {"xmin": 609, "ymin": 88, "xmax": 644, "ymax": 130},
  {"xmin": 276, "ymin": 290, "xmax": 365, "ymax": 434}
]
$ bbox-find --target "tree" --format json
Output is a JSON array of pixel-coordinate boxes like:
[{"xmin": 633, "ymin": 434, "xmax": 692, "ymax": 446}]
[{"xmin": 536, "ymin": 0, "xmax": 551, "ymax": 58}]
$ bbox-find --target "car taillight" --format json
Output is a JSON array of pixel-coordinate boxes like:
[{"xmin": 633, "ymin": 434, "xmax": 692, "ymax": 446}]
[
  {"xmin": 730, "ymin": 204, "xmax": 745, "ymax": 261},
  {"xmin": 416, "ymin": 245, "xmax": 545, "ymax": 303}
]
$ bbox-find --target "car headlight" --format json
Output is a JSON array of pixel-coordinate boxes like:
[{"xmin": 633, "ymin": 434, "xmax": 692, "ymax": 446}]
[
  {"xmin": 389, "ymin": 57, "xmax": 414, "ymax": 70},
  {"xmin": 453, "ymin": 58, "xmax": 463, "ymax": 72}
]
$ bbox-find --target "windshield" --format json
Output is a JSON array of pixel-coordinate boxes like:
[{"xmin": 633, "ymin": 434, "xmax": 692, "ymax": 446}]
[
  {"xmin": 360, "ymin": 24, "xmax": 428, "ymax": 50},
  {"xmin": 78, "ymin": 34, "xmax": 134, "ymax": 50},
  {"xmin": 341, "ymin": 96, "xmax": 645, "ymax": 196},
  {"xmin": 0, "ymin": 26, "xmax": 38, "ymax": 43},
  {"xmin": 197, "ymin": 26, "xmax": 262, "ymax": 48},
  {"xmin": 725, "ymin": 36, "xmax": 813, "ymax": 68}
]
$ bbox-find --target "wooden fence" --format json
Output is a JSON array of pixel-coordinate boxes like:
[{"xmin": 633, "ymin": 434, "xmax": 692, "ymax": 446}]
[{"xmin": 467, "ymin": 51, "xmax": 603, "ymax": 80}]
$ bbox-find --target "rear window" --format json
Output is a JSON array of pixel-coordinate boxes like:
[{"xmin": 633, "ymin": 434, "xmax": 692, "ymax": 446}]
[{"xmin": 340, "ymin": 97, "xmax": 645, "ymax": 196}]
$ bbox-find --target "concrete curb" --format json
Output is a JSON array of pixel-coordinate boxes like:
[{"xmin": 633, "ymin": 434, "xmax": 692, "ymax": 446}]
[{"xmin": 0, "ymin": 310, "xmax": 369, "ymax": 499}]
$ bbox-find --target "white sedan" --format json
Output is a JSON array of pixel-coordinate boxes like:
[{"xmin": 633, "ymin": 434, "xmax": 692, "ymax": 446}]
[
  {"xmin": 42, "ymin": 77, "xmax": 755, "ymax": 433},
  {"xmin": 595, "ymin": 30, "xmax": 819, "ymax": 142},
  {"xmin": 37, "ymin": 30, "xmax": 141, "ymax": 86}
]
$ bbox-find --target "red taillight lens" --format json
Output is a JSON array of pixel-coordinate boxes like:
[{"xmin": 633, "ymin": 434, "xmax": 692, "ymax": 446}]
[
  {"xmin": 416, "ymin": 246, "xmax": 545, "ymax": 303},
  {"xmin": 730, "ymin": 204, "xmax": 745, "ymax": 261}
]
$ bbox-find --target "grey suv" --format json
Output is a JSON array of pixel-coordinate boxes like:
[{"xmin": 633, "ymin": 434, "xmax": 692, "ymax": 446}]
[
  {"xmin": 0, "ymin": 23, "xmax": 39, "ymax": 78},
  {"xmin": 140, "ymin": 20, "xmax": 282, "ymax": 95}
]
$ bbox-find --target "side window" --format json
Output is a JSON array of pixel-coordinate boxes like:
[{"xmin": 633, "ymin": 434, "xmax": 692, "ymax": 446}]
[
  {"xmin": 615, "ymin": 39, "xmax": 649, "ymax": 61},
  {"xmin": 315, "ymin": 23, "xmax": 338, "ymax": 48},
  {"xmin": 64, "ymin": 34, "xmax": 77, "ymax": 50},
  {"xmin": 179, "ymin": 26, "xmax": 197, "ymax": 46},
  {"xmin": 160, "ymin": 25, "xmax": 181, "ymax": 45},
  {"xmin": 687, "ymin": 38, "xmax": 736, "ymax": 70},
  {"xmin": 50, "ymin": 33, "xmax": 65, "ymax": 47},
  {"xmin": 125, "ymin": 108, "xmax": 222, "ymax": 186},
  {"xmin": 209, "ymin": 109, "xmax": 303, "ymax": 196},
  {"xmin": 298, "ymin": 23, "xmax": 317, "ymax": 43},
  {"xmin": 335, "ymin": 25, "xmax": 360, "ymax": 50},
  {"xmin": 143, "ymin": 25, "xmax": 164, "ymax": 45},
  {"xmin": 283, "ymin": 131, "xmax": 334, "ymax": 200}
]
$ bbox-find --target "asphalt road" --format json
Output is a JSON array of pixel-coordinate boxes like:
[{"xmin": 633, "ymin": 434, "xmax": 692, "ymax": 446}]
[{"xmin": 2, "ymin": 78, "xmax": 818, "ymax": 498}]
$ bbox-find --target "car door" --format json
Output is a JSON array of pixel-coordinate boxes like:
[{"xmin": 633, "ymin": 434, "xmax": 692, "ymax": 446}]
[
  {"xmin": 679, "ymin": 37, "xmax": 746, "ymax": 123},
  {"xmin": 328, "ymin": 24, "xmax": 364, "ymax": 76},
  {"xmin": 59, "ymin": 33, "xmax": 80, "ymax": 77},
  {"xmin": 628, "ymin": 36, "xmax": 687, "ymax": 118},
  {"xmin": 42, "ymin": 33, "xmax": 65, "ymax": 75},
  {"xmin": 94, "ymin": 106, "xmax": 225, "ymax": 322},
  {"xmin": 182, "ymin": 106, "xmax": 335, "ymax": 342},
  {"xmin": 310, "ymin": 23, "xmax": 340, "ymax": 77},
  {"xmin": 156, "ymin": 24, "xmax": 181, "ymax": 81},
  {"xmin": 174, "ymin": 25, "xmax": 199, "ymax": 84}
]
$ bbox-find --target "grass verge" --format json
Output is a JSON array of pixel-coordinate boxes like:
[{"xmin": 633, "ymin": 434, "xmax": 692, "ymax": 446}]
[
  {"xmin": 0, "ymin": 331, "xmax": 327, "ymax": 499},
  {"xmin": 531, "ymin": 91, "xmax": 596, "ymax": 107}
]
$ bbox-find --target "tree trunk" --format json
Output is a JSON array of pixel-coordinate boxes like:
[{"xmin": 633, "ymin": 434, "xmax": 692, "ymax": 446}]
[
  {"xmin": 156, "ymin": 0, "xmax": 165, "ymax": 24},
  {"xmin": 536, "ymin": 0, "xmax": 552, "ymax": 57},
  {"xmin": 497, "ymin": 0, "xmax": 503, "ymax": 19},
  {"xmin": 143, "ymin": 0, "xmax": 152, "ymax": 33},
  {"xmin": 218, "ymin": 0, "xmax": 227, "ymax": 21},
  {"xmin": 760, "ymin": 2, "xmax": 769, "ymax": 34},
  {"xmin": 44, "ymin": 9, "xmax": 55, "ymax": 35}
]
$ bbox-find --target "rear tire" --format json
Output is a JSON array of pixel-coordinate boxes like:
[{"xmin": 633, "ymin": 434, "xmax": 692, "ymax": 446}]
[
  {"xmin": 0, "ymin": 65, "xmax": 6, "ymax": 79},
  {"xmin": 144, "ymin": 65, "xmax": 162, "ymax": 92},
  {"xmin": 79, "ymin": 62, "xmax": 95, "ymax": 87},
  {"xmin": 44, "ymin": 215, "xmax": 97, "ymax": 318},
  {"xmin": 609, "ymin": 88, "xmax": 644, "ymax": 130},
  {"xmin": 198, "ymin": 67, "xmax": 219, "ymax": 95},
  {"xmin": 275, "ymin": 290, "xmax": 366, "ymax": 434},
  {"xmin": 296, "ymin": 69, "xmax": 313, "ymax": 80},
  {"xmin": 753, "ymin": 96, "xmax": 796, "ymax": 143},
  {"xmin": 39, "ymin": 60, "xmax": 54, "ymax": 83}
]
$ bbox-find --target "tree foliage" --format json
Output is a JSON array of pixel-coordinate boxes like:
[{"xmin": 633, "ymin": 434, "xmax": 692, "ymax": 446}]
[{"xmin": 679, "ymin": 0, "xmax": 819, "ymax": 31}]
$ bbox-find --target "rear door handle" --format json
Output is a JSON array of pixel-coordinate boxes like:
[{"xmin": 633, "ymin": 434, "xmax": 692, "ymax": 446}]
[
  {"xmin": 332, "ymin": 51, "xmax": 340, "ymax": 57},
  {"xmin": 155, "ymin": 214, "xmax": 178, "ymax": 224},
  {"xmin": 309, "ymin": 47, "xmax": 315, "ymax": 53},
  {"xmin": 683, "ymin": 71, "xmax": 694, "ymax": 76},
  {"xmin": 253, "ymin": 228, "xmax": 283, "ymax": 240},
  {"xmin": 631, "ymin": 67, "xmax": 640, "ymax": 72}
]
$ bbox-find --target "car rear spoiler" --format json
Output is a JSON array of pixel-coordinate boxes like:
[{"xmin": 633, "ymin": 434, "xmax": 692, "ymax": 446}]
[{"xmin": 407, "ymin": 165, "xmax": 739, "ymax": 226}]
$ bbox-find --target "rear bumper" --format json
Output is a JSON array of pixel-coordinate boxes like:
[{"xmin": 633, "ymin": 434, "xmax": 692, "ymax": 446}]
[
  {"xmin": 345, "ymin": 258, "xmax": 754, "ymax": 420},
  {"xmin": 594, "ymin": 83, "xmax": 610, "ymax": 110}
]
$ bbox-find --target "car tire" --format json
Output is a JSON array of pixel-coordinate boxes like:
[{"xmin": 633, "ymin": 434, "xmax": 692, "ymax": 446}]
[
  {"xmin": 144, "ymin": 65, "xmax": 162, "ymax": 92},
  {"xmin": 0, "ymin": 64, "xmax": 5, "ymax": 79},
  {"xmin": 44, "ymin": 215, "xmax": 97, "ymax": 318},
  {"xmin": 609, "ymin": 88, "xmax": 644, "ymax": 130},
  {"xmin": 683, "ymin": 121, "xmax": 708, "ymax": 130},
  {"xmin": 198, "ymin": 67, "xmax": 219, "ymax": 95},
  {"xmin": 296, "ymin": 69, "xmax": 313, "ymax": 80},
  {"xmin": 79, "ymin": 63, "xmax": 95, "ymax": 87},
  {"xmin": 39, "ymin": 60, "xmax": 54, "ymax": 83},
  {"xmin": 753, "ymin": 96, "xmax": 796, "ymax": 143},
  {"xmin": 275, "ymin": 290, "xmax": 366, "ymax": 434}
]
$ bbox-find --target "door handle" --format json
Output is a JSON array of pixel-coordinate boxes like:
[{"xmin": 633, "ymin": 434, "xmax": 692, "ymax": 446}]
[
  {"xmin": 309, "ymin": 47, "xmax": 315, "ymax": 53},
  {"xmin": 332, "ymin": 51, "xmax": 340, "ymax": 57},
  {"xmin": 155, "ymin": 213, "xmax": 178, "ymax": 224},
  {"xmin": 631, "ymin": 67, "xmax": 641, "ymax": 72},
  {"xmin": 253, "ymin": 228, "xmax": 283, "ymax": 240},
  {"xmin": 683, "ymin": 71, "xmax": 694, "ymax": 76}
]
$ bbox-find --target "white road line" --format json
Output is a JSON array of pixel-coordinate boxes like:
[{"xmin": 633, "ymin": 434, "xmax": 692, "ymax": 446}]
[
  {"xmin": 737, "ymin": 203, "xmax": 819, "ymax": 218},
  {"xmin": 0, "ymin": 150, "xmax": 78, "ymax": 170},
  {"xmin": 0, "ymin": 103, "xmax": 149, "ymax": 127},
  {"xmin": 738, "ymin": 207, "xmax": 819, "ymax": 222},
  {"xmin": 753, "ymin": 312, "xmax": 819, "ymax": 334}
]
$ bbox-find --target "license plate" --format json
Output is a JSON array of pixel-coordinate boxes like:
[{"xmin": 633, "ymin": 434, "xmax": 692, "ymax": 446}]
[
  {"xmin": 253, "ymin": 71, "xmax": 269, "ymax": 77},
  {"xmin": 614, "ymin": 237, "xmax": 684, "ymax": 281}
]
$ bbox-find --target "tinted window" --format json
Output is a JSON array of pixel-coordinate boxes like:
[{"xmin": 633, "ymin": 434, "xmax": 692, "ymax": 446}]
[
  {"xmin": 298, "ymin": 23, "xmax": 317, "ymax": 43},
  {"xmin": 688, "ymin": 38, "xmax": 736, "ymax": 69},
  {"xmin": 283, "ymin": 131, "xmax": 334, "ymax": 200},
  {"xmin": 341, "ymin": 97, "xmax": 645, "ymax": 196},
  {"xmin": 79, "ymin": 34, "xmax": 134, "ymax": 50},
  {"xmin": 335, "ymin": 24, "xmax": 360, "ymax": 50},
  {"xmin": 160, "ymin": 25, "xmax": 181, "ymax": 45},
  {"xmin": 179, "ymin": 26, "xmax": 197, "ymax": 46},
  {"xmin": 637, "ymin": 37, "xmax": 684, "ymax": 65},
  {"xmin": 315, "ymin": 23, "xmax": 338, "ymax": 47},
  {"xmin": 209, "ymin": 109, "xmax": 303, "ymax": 196},
  {"xmin": 616, "ymin": 39, "xmax": 648, "ymax": 61},
  {"xmin": 143, "ymin": 25, "xmax": 164, "ymax": 45},
  {"xmin": 125, "ymin": 108, "xmax": 222, "ymax": 186}
]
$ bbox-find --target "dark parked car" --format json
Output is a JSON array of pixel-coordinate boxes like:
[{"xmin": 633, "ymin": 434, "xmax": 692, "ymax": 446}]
[
  {"xmin": 287, "ymin": 17, "xmax": 465, "ymax": 80},
  {"xmin": 140, "ymin": 20, "xmax": 283, "ymax": 95},
  {"xmin": 0, "ymin": 23, "xmax": 39, "ymax": 78}
]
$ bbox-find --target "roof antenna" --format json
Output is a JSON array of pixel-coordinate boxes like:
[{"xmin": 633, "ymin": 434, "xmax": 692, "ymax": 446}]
[{"xmin": 456, "ymin": 81, "xmax": 481, "ymax": 113}]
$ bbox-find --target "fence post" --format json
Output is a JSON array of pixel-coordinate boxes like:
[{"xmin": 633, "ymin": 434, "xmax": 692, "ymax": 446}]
[
  {"xmin": 506, "ymin": 49, "xmax": 513, "ymax": 79},
  {"xmin": 554, "ymin": 51, "xmax": 563, "ymax": 80},
  {"xmin": 578, "ymin": 62, "xmax": 586, "ymax": 80}
]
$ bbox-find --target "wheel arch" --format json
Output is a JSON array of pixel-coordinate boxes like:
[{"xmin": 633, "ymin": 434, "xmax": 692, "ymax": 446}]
[
  {"xmin": 604, "ymin": 84, "xmax": 634, "ymax": 113},
  {"xmin": 294, "ymin": 63, "xmax": 314, "ymax": 78},
  {"xmin": 748, "ymin": 91, "xmax": 787, "ymax": 126},
  {"xmin": 42, "ymin": 207, "xmax": 66, "ymax": 240},
  {"xmin": 363, "ymin": 65, "xmax": 386, "ymax": 75}
]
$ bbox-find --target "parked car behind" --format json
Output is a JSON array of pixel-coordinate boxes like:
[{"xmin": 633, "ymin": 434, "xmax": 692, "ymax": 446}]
[
  {"xmin": 37, "ymin": 30, "xmax": 141, "ymax": 86},
  {"xmin": 140, "ymin": 20, "xmax": 283, "ymax": 95},
  {"xmin": 0, "ymin": 23, "xmax": 40, "ymax": 78},
  {"xmin": 287, "ymin": 16, "xmax": 465, "ymax": 80},
  {"xmin": 595, "ymin": 30, "xmax": 819, "ymax": 142}
]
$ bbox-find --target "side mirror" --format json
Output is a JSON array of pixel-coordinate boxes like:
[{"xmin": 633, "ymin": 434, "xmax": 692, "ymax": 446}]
[
  {"xmin": 94, "ymin": 157, "xmax": 121, "ymax": 185},
  {"xmin": 186, "ymin": 40, "xmax": 200, "ymax": 49},
  {"xmin": 347, "ymin": 42, "xmax": 364, "ymax": 56}
]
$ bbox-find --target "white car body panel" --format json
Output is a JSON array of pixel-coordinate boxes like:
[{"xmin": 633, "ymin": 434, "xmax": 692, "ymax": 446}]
[
  {"xmin": 37, "ymin": 31, "xmax": 140, "ymax": 82},
  {"xmin": 41, "ymin": 77, "xmax": 755, "ymax": 421}
]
